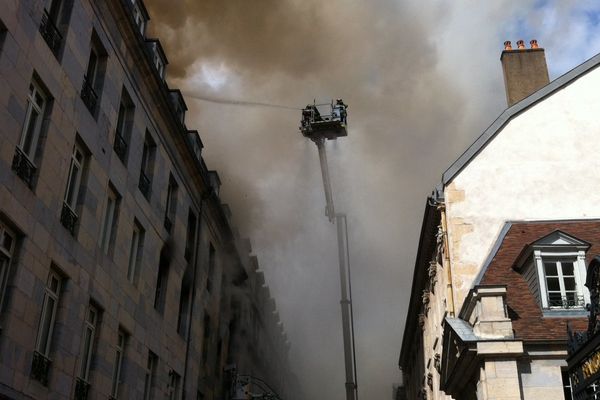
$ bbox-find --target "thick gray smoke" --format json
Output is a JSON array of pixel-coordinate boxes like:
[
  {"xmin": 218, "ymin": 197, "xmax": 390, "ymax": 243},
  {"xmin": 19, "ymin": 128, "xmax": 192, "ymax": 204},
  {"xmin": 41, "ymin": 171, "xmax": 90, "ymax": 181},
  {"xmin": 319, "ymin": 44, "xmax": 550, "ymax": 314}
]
[{"xmin": 144, "ymin": 0, "xmax": 600, "ymax": 398}]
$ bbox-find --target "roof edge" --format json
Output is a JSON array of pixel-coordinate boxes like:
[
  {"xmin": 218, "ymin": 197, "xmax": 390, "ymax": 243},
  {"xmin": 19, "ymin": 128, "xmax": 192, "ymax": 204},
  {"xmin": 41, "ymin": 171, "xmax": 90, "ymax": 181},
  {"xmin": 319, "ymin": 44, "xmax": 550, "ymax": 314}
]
[{"xmin": 442, "ymin": 52, "xmax": 600, "ymax": 186}]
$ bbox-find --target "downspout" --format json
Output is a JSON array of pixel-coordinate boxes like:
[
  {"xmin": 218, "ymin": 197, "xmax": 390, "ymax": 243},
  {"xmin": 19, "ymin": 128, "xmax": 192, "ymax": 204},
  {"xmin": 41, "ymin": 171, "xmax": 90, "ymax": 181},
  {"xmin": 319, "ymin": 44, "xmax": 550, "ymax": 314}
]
[{"xmin": 439, "ymin": 203, "xmax": 455, "ymax": 317}]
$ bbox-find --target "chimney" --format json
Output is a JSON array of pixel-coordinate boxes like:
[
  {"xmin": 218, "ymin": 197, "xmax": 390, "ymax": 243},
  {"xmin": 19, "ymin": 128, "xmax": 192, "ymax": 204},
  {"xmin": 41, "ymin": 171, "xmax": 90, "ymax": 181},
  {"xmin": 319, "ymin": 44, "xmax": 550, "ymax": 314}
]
[{"xmin": 500, "ymin": 39, "xmax": 550, "ymax": 107}]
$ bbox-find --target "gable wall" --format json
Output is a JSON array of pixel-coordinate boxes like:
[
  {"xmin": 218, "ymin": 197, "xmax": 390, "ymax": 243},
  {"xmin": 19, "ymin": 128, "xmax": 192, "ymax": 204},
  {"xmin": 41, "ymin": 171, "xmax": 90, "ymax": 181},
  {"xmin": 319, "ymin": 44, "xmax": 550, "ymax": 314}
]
[{"xmin": 445, "ymin": 64, "xmax": 600, "ymax": 311}]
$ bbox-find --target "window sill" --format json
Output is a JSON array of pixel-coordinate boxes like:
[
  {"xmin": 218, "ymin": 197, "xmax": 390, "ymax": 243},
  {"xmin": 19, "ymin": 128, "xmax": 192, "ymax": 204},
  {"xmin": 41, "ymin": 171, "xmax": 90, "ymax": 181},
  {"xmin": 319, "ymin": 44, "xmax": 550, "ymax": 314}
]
[{"xmin": 542, "ymin": 308, "xmax": 588, "ymax": 318}]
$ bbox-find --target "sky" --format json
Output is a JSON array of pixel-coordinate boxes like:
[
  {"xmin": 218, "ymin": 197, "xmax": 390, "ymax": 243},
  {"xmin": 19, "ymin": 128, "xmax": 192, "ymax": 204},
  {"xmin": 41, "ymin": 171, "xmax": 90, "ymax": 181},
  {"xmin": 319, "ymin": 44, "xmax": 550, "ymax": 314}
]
[{"xmin": 143, "ymin": 1, "xmax": 600, "ymax": 398}]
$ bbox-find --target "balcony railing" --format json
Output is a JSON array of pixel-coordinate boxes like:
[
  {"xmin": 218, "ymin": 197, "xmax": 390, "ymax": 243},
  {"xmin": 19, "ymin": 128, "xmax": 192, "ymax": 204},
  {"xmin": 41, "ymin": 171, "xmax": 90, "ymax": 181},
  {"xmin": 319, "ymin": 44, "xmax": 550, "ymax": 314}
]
[
  {"xmin": 31, "ymin": 350, "xmax": 51, "ymax": 386},
  {"xmin": 60, "ymin": 203, "xmax": 78, "ymax": 235},
  {"xmin": 39, "ymin": 10, "xmax": 62, "ymax": 56},
  {"xmin": 81, "ymin": 75, "xmax": 98, "ymax": 114},
  {"xmin": 139, "ymin": 171, "xmax": 151, "ymax": 198},
  {"xmin": 548, "ymin": 293, "xmax": 585, "ymax": 309},
  {"xmin": 74, "ymin": 377, "xmax": 91, "ymax": 400},
  {"xmin": 12, "ymin": 147, "xmax": 36, "ymax": 188},
  {"xmin": 114, "ymin": 132, "xmax": 128, "ymax": 162}
]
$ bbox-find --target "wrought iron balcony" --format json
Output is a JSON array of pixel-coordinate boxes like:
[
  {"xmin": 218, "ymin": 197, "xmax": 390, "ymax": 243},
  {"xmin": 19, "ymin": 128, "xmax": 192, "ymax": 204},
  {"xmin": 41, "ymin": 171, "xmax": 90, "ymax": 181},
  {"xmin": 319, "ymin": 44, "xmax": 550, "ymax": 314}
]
[
  {"xmin": 548, "ymin": 293, "xmax": 585, "ymax": 309},
  {"xmin": 114, "ymin": 132, "xmax": 128, "ymax": 162},
  {"xmin": 31, "ymin": 350, "xmax": 51, "ymax": 386},
  {"xmin": 164, "ymin": 215, "xmax": 173, "ymax": 233},
  {"xmin": 139, "ymin": 171, "xmax": 151, "ymax": 199},
  {"xmin": 81, "ymin": 75, "xmax": 98, "ymax": 114},
  {"xmin": 12, "ymin": 147, "xmax": 36, "ymax": 188},
  {"xmin": 60, "ymin": 203, "xmax": 78, "ymax": 235},
  {"xmin": 74, "ymin": 377, "xmax": 91, "ymax": 400},
  {"xmin": 39, "ymin": 10, "xmax": 62, "ymax": 56}
]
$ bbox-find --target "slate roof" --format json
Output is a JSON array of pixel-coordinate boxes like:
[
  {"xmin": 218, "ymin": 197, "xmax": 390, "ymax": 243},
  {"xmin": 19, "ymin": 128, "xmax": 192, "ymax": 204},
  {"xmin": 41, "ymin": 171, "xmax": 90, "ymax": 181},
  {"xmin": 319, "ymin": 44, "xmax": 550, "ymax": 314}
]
[
  {"xmin": 477, "ymin": 220, "xmax": 600, "ymax": 342},
  {"xmin": 445, "ymin": 318, "xmax": 479, "ymax": 342}
]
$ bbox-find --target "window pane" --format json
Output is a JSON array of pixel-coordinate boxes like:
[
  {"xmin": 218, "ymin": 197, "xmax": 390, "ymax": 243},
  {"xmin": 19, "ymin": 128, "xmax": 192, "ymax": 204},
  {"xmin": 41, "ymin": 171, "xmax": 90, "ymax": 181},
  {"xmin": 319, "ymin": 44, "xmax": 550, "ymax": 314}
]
[
  {"xmin": 562, "ymin": 262, "xmax": 575, "ymax": 276},
  {"xmin": 544, "ymin": 262, "xmax": 558, "ymax": 276},
  {"xmin": 22, "ymin": 108, "xmax": 40, "ymax": 157},
  {"xmin": 564, "ymin": 277, "xmax": 576, "ymax": 291},
  {"xmin": 2, "ymin": 231, "xmax": 13, "ymax": 253},
  {"xmin": 80, "ymin": 327, "xmax": 92, "ymax": 378},
  {"xmin": 547, "ymin": 277, "xmax": 560, "ymax": 291},
  {"xmin": 38, "ymin": 296, "xmax": 55, "ymax": 354},
  {"xmin": 65, "ymin": 163, "xmax": 80, "ymax": 207}
]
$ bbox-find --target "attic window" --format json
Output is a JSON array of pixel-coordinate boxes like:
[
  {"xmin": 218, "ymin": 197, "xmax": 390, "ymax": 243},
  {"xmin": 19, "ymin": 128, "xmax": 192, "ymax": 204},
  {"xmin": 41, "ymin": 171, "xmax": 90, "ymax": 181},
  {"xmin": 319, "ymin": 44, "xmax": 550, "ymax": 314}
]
[
  {"xmin": 153, "ymin": 50, "xmax": 164, "ymax": 78},
  {"xmin": 518, "ymin": 231, "xmax": 590, "ymax": 311},
  {"xmin": 131, "ymin": 0, "xmax": 146, "ymax": 35}
]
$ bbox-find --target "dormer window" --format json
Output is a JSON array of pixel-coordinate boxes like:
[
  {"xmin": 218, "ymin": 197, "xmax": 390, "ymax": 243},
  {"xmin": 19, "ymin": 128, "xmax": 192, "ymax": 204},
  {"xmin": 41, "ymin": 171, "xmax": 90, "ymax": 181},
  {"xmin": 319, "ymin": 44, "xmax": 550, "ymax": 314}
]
[
  {"xmin": 516, "ymin": 230, "xmax": 590, "ymax": 311},
  {"xmin": 154, "ymin": 52, "xmax": 164, "ymax": 78},
  {"xmin": 130, "ymin": 0, "xmax": 148, "ymax": 36},
  {"xmin": 169, "ymin": 90, "xmax": 187, "ymax": 126},
  {"xmin": 146, "ymin": 40, "xmax": 168, "ymax": 80}
]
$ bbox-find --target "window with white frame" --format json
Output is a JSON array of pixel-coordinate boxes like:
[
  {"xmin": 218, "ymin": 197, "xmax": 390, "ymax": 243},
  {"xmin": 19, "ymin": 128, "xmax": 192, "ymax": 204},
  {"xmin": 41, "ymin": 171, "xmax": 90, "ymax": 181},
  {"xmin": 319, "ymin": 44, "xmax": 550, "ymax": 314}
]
[
  {"xmin": 19, "ymin": 80, "xmax": 47, "ymax": 161},
  {"xmin": 36, "ymin": 270, "xmax": 62, "ymax": 357},
  {"xmin": 99, "ymin": 186, "xmax": 119, "ymax": 254},
  {"xmin": 143, "ymin": 351, "xmax": 157, "ymax": 400},
  {"xmin": 64, "ymin": 143, "xmax": 85, "ymax": 211},
  {"xmin": 61, "ymin": 142, "xmax": 86, "ymax": 235},
  {"xmin": 78, "ymin": 304, "xmax": 98, "ymax": 383},
  {"xmin": 110, "ymin": 329, "xmax": 126, "ymax": 399},
  {"xmin": 519, "ymin": 230, "xmax": 590, "ymax": 311},
  {"xmin": 168, "ymin": 370, "xmax": 181, "ymax": 400},
  {"xmin": 0, "ymin": 222, "xmax": 16, "ymax": 315},
  {"xmin": 127, "ymin": 221, "xmax": 144, "ymax": 284}
]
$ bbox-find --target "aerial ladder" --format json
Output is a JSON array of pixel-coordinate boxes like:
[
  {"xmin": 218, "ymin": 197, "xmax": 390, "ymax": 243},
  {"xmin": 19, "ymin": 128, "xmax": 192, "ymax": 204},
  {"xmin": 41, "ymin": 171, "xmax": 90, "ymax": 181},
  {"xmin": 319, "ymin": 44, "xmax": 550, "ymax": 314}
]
[{"xmin": 299, "ymin": 100, "xmax": 358, "ymax": 400}]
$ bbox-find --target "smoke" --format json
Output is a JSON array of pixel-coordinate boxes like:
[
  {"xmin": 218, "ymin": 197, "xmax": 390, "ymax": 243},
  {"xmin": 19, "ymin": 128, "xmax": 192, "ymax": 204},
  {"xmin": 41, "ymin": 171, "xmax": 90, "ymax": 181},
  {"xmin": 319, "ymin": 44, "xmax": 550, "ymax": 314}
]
[{"xmin": 144, "ymin": 0, "xmax": 600, "ymax": 398}]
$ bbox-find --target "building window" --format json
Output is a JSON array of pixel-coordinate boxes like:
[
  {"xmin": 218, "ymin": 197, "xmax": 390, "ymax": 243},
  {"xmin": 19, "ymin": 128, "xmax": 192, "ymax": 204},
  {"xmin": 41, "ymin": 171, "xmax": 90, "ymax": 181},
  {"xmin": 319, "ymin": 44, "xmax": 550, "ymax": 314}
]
[
  {"xmin": 0, "ymin": 19, "xmax": 6, "ymax": 54},
  {"xmin": 61, "ymin": 142, "xmax": 87, "ymax": 235},
  {"xmin": 143, "ymin": 351, "xmax": 157, "ymax": 400},
  {"xmin": 184, "ymin": 209, "xmax": 197, "ymax": 262},
  {"xmin": 81, "ymin": 31, "xmax": 107, "ymax": 116},
  {"xmin": 32, "ymin": 269, "xmax": 62, "ymax": 385},
  {"xmin": 130, "ymin": 0, "xmax": 147, "ymax": 36},
  {"xmin": 544, "ymin": 258, "xmax": 583, "ymax": 308},
  {"xmin": 164, "ymin": 175, "xmax": 177, "ymax": 233},
  {"xmin": 0, "ymin": 222, "xmax": 16, "ymax": 316},
  {"xmin": 562, "ymin": 369, "xmax": 573, "ymax": 400},
  {"xmin": 154, "ymin": 259, "xmax": 169, "ymax": 313},
  {"xmin": 202, "ymin": 314, "xmax": 210, "ymax": 365},
  {"xmin": 114, "ymin": 89, "xmax": 134, "ymax": 164},
  {"xmin": 40, "ymin": 0, "xmax": 65, "ymax": 56},
  {"xmin": 110, "ymin": 329, "xmax": 126, "ymax": 399},
  {"xmin": 99, "ymin": 185, "xmax": 120, "ymax": 255},
  {"xmin": 12, "ymin": 79, "xmax": 48, "ymax": 188},
  {"xmin": 75, "ymin": 304, "xmax": 98, "ymax": 400},
  {"xmin": 214, "ymin": 339, "xmax": 222, "ymax": 377},
  {"xmin": 177, "ymin": 274, "xmax": 191, "ymax": 336},
  {"xmin": 519, "ymin": 230, "xmax": 589, "ymax": 311},
  {"xmin": 168, "ymin": 370, "xmax": 181, "ymax": 400},
  {"xmin": 206, "ymin": 244, "xmax": 215, "ymax": 293},
  {"xmin": 139, "ymin": 132, "xmax": 156, "ymax": 199},
  {"xmin": 127, "ymin": 221, "xmax": 144, "ymax": 284}
]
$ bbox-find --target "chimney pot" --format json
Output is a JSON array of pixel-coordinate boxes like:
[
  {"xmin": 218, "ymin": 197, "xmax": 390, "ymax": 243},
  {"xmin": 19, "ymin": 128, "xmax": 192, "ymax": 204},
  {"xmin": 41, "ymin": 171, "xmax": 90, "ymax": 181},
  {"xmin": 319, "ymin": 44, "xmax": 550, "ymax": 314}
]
[
  {"xmin": 504, "ymin": 41, "xmax": 512, "ymax": 50},
  {"xmin": 500, "ymin": 39, "xmax": 550, "ymax": 106}
]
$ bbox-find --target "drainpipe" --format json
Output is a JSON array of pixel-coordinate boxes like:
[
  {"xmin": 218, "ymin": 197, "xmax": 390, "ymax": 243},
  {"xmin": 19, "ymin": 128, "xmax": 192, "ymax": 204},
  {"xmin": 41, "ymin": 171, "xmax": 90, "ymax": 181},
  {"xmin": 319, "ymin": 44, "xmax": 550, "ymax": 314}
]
[{"xmin": 439, "ymin": 205, "xmax": 455, "ymax": 317}]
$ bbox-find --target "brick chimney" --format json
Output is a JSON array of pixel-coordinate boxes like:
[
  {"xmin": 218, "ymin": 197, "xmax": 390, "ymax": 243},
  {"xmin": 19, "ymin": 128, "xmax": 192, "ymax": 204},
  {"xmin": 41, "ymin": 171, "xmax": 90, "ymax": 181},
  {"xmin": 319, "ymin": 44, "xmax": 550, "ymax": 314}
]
[{"xmin": 501, "ymin": 39, "xmax": 550, "ymax": 107}]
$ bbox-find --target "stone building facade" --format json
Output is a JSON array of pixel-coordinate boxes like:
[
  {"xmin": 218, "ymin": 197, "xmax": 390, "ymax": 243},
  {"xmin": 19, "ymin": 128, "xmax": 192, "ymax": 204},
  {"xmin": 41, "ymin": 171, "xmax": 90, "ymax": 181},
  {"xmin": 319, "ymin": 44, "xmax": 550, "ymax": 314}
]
[
  {"xmin": 0, "ymin": 0, "xmax": 298, "ymax": 399},
  {"xmin": 399, "ymin": 42, "xmax": 600, "ymax": 400}
]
